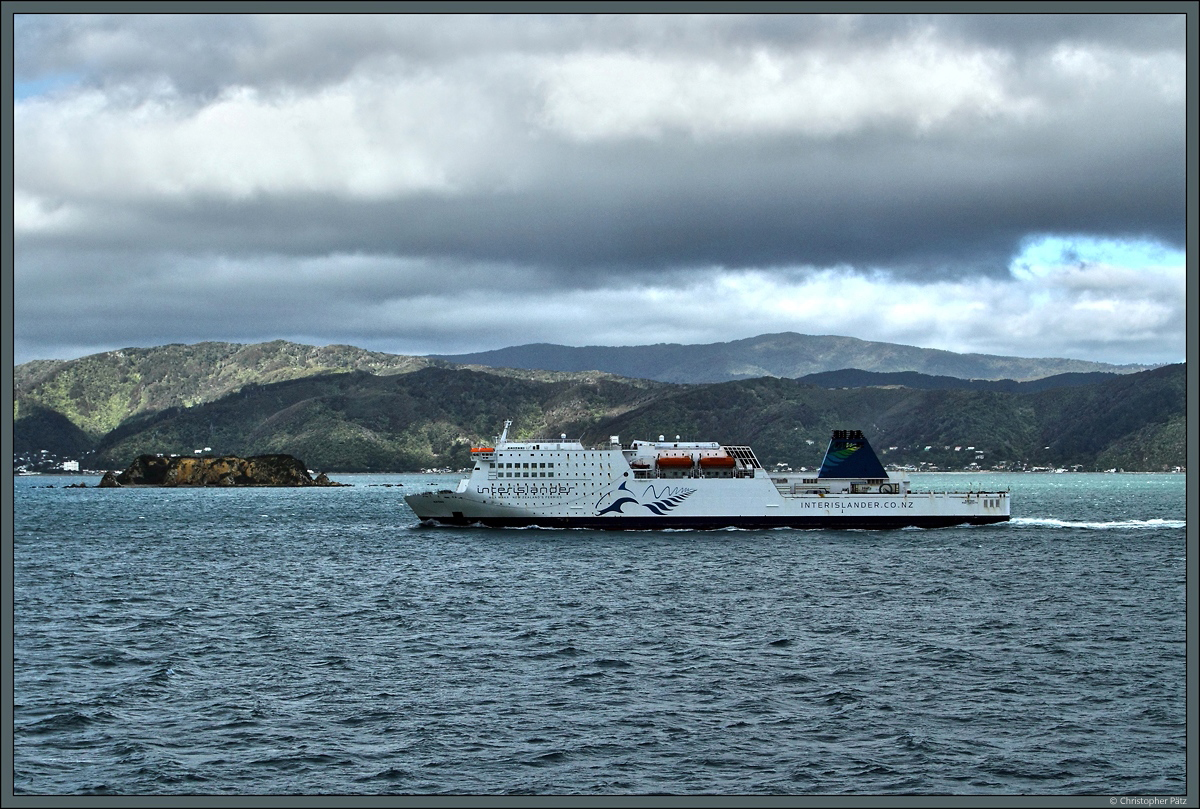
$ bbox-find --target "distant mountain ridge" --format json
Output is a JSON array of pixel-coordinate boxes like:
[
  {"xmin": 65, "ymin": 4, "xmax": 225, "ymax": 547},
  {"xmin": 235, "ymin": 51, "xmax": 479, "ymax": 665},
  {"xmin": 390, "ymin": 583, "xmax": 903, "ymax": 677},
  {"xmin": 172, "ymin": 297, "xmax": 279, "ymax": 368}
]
[
  {"xmin": 14, "ymin": 339, "xmax": 1182, "ymax": 474},
  {"xmin": 16, "ymin": 363, "xmax": 1185, "ymax": 474},
  {"xmin": 795, "ymin": 368, "xmax": 1123, "ymax": 393},
  {"xmin": 434, "ymin": 332, "xmax": 1155, "ymax": 384}
]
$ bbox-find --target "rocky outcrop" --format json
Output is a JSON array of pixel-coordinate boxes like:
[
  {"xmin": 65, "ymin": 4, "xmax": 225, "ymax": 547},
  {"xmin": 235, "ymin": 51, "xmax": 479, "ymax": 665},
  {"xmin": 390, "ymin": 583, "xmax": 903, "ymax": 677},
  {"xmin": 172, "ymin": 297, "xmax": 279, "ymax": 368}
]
[{"xmin": 113, "ymin": 454, "xmax": 343, "ymax": 486}]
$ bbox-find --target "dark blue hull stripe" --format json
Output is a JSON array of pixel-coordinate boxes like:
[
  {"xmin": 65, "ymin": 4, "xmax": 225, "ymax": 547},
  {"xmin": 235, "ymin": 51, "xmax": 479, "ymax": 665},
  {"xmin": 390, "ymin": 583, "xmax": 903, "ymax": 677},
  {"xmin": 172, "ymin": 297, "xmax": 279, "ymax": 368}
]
[{"xmin": 416, "ymin": 515, "xmax": 1010, "ymax": 530}]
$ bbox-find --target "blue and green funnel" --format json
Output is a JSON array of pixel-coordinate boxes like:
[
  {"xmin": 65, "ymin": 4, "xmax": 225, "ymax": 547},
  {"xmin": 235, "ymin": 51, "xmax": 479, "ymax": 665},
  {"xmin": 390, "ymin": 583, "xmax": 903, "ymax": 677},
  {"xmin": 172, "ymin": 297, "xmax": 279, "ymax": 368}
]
[{"xmin": 816, "ymin": 429, "xmax": 888, "ymax": 479}]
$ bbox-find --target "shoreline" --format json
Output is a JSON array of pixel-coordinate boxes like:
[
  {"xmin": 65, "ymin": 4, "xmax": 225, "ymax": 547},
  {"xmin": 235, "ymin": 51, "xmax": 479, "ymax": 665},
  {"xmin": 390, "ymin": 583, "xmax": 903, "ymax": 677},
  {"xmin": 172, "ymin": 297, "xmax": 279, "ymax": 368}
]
[{"xmin": 16, "ymin": 469, "xmax": 1185, "ymax": 477}]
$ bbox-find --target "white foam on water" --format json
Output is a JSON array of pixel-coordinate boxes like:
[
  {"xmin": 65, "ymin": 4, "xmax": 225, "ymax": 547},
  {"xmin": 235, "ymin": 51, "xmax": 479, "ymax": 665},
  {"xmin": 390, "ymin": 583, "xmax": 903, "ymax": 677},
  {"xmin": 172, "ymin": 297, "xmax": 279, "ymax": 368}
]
[{"xmin": 1011, "ymin": 517, "xmax": 1185, "ymax": 530}]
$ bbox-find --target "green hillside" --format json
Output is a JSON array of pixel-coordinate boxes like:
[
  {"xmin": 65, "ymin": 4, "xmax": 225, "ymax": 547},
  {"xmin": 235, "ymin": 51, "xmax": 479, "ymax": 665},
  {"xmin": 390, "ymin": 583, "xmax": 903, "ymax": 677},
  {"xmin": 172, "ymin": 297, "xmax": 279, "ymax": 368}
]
[
  {"xmin": 91, "ymin": 367, "xmax": 664, "ymax": 472},
  {"xmin": 75, "ymin": 364, "xmax": 1186, "ymax": 473},
  {"xmin": 14, "ymin": 340, "xmax": 657, "ymax": 442},
  {"xmin": 589, "ymin": 366, "xmax": 1186, "ymax": 472},
  {"xmin": 15, "ymin": 341, "xmax": 437, "ymax": 438},
  {"xmin": 591, "ymin": 378, "xmax": 1043, "ymax": 471},
  {"xmin": 14, "ymin": 341, "xmax": 1185, "ymax": 473}
]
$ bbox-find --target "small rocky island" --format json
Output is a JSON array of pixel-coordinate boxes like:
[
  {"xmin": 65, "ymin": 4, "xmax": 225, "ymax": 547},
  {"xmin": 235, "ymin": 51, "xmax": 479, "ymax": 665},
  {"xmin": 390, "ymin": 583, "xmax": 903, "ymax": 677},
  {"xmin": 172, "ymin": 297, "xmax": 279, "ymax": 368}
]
[{"xmin": 98, "ymin": 454, "xmax": 345, "ymax": 487}]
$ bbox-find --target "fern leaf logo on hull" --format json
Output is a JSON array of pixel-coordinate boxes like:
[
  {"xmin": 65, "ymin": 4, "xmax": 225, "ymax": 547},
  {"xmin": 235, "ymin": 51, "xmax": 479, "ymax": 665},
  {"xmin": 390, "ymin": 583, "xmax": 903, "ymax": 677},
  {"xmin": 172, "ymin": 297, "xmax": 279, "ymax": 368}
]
[{"xmin": 596, "ymin": 482, "xmax": 696, "ymax": 516}]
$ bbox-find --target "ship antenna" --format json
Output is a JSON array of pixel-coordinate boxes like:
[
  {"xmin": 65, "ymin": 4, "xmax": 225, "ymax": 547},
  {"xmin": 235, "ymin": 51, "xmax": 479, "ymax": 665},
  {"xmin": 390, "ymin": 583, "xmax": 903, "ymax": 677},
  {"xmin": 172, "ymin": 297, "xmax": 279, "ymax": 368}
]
[{"xmin": 498, "ymin": 420, "xmax": 512, "ymax": 445}]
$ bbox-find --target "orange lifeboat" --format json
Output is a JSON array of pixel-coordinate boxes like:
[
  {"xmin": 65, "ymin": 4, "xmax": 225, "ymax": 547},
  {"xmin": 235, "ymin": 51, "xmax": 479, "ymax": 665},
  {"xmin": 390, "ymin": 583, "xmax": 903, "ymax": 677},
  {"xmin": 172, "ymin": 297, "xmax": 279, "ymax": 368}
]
[
  {"xmin": 699, "ymin": 455, "xmax": 736, "ymax": 468},
  {"xmin": 655, "ymin": 456, "xmax": 694, "ymax": 468}
]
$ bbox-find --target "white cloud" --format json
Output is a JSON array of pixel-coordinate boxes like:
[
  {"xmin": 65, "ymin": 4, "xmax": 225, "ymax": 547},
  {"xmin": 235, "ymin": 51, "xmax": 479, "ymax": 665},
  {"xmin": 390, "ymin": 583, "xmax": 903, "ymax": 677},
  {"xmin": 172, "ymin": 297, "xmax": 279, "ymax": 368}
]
[
  {"xmin": 19, "ymin": 19, "xmax": 1144, "ymax": 209},
  {"xmin": 13, "ymin": 68, "xmax": 525, "ymax": 205},
  {"xmin": 538, "ymin": 28, "xmax": 1036, "ymax": 141},
  {"xmin": 480, "ymin": 264, "xmax": 1183, "ymax": 364},
  {"xmin": 1048, "ymin": 42, "xmax": 1183, "ymax": 102},
  {"xmin": 12, "ymin": 189, "xmax": 85, "ymax": 233},
  {"xmin": 13, "ymin": 245, "xmax": 1185, "ymax": 366},
  {"xmin": 12, "ymin": 14, "xmax": 1186, "ymax": 368}
]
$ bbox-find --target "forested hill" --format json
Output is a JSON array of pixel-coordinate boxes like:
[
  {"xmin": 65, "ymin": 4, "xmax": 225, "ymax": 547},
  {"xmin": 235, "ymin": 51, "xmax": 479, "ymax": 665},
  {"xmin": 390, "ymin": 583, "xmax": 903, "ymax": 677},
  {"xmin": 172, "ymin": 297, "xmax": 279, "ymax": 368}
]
[
  {"xmin": 589, "ymin": 363, "xmax": 1185, "ymax": 474},
  {"xmin": 15, "ymin": 338, "xmax": 1154, "ymax": 443},
  {"xmin": 15, "ymin": 341, "xmax": 438, "ymax": 439},
  {"xmin": 16, "ymin": 361, "xmax": 1185, "ymax": 474},
  {"xmin": 14, "ymin": 340, "xmax": 653, "ymax": 440}
]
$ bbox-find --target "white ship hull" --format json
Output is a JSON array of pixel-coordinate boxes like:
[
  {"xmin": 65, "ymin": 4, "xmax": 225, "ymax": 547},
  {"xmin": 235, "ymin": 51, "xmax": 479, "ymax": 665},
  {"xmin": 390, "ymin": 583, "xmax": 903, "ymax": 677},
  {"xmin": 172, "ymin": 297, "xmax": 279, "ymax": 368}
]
[
  {"xmin": 405, "ymin": 424, "xmax": 1010, "ymax": 530},
  {"xmin": 407, "ymin": 480, "xmax": 1009, "ymax": 529}
]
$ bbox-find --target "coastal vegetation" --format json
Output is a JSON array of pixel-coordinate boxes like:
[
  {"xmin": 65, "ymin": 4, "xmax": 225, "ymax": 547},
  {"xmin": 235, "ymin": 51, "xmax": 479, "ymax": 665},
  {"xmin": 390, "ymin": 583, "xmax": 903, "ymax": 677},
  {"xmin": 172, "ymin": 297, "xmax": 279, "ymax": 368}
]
[{"xmin": 14, "ymin": 341, "xmax": 1185, "ymax": 473}]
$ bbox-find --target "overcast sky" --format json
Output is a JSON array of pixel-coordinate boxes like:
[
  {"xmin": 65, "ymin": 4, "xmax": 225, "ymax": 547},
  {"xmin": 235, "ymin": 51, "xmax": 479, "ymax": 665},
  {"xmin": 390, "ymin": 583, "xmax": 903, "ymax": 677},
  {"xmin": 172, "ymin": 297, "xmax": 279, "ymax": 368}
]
[{"xmin": 12, "ymin": 12, "xmax": 1188, "ymax": 367}]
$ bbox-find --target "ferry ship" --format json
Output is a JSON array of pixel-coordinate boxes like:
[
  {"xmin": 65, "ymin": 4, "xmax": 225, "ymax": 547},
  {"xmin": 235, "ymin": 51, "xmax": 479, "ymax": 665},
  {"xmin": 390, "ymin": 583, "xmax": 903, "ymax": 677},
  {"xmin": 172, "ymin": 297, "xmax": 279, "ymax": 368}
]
[{"xmin": 405, "ymin": 422, "xmax": 1010, "ymax": 530}]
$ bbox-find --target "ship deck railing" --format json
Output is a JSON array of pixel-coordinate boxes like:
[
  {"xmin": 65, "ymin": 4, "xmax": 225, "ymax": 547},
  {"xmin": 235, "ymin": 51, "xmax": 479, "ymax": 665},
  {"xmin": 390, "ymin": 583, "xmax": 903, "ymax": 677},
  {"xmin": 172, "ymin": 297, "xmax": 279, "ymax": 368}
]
[
  {"xmin": 632, "ymin": 469, "xmax": 755, "ymax": 480},
  {"xmin": 724, "ymin": 446, "xmax": 762, "ymax": 469}
]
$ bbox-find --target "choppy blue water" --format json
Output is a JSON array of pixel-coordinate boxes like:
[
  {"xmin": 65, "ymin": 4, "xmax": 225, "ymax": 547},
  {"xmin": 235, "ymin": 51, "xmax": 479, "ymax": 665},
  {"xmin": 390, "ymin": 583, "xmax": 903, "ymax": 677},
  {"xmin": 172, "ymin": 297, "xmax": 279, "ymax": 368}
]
[{"xmin": 12, "ymin": 472, "xmax": 1187, "ymax": 796}]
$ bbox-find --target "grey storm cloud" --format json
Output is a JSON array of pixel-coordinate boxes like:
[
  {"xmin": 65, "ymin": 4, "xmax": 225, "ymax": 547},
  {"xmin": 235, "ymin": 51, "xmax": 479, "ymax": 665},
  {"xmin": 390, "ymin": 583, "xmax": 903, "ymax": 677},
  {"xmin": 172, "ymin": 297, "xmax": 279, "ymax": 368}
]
[
  {"xmin": 12, "ymin": 12, "xmax": 1188, "ymax": 365},
  {"xmin": 16, "ymin": 14, "xmax": 1183, "ymax": 88},
  {"xmin": 16, "ymin": 128, "xmax": 1182, "ymax": 279}
]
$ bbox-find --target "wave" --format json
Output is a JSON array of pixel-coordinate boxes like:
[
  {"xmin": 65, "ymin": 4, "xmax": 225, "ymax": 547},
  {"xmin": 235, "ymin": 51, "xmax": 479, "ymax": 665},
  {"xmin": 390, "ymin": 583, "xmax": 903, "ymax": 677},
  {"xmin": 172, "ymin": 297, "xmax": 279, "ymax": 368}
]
[{"xmin": 1011, "ymin": 517, "xmax": 1185, "ymax": 530}]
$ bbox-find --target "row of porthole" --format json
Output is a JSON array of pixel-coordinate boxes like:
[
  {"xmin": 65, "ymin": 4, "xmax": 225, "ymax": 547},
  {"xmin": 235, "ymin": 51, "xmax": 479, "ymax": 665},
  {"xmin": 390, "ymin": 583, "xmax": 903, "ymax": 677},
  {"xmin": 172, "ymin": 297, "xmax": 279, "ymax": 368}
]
[
  {"xmin": 495, "ymin": 462, "xmax": 612, "ymax": 468},
  {"xmin": 496, "ymin": 452, "xmax": 607, "ymax": 459}
]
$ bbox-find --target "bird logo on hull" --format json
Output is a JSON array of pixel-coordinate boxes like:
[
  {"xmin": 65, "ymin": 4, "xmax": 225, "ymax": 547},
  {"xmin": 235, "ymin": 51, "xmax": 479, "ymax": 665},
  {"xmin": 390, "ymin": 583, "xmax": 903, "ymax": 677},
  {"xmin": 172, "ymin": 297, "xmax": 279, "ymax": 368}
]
[{"xmin": 596, "ymin": 482, "xmax": 696, "ymax": 516}]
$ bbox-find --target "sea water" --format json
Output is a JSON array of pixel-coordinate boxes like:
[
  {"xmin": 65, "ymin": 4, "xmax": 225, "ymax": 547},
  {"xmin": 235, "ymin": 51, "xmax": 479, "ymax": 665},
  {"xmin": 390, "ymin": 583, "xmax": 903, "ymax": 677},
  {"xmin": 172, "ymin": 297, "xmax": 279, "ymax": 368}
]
[{"xmin": 12, "ymin": 472, "xmax": 1187, "ymax": 796}]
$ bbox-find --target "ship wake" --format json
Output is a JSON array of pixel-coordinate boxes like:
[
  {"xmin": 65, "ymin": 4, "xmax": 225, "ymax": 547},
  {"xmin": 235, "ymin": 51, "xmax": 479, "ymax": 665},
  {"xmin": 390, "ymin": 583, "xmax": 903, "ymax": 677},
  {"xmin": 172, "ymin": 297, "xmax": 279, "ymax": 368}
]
[{"xmin": 1011, "ymin": 517, "xmax": 1184, "ymax": 530}]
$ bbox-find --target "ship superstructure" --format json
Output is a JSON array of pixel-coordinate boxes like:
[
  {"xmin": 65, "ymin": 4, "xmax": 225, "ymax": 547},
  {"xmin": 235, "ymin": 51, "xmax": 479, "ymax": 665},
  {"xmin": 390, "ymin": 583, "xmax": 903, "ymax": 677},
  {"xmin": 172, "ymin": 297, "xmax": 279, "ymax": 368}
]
[{"xmin": 405, "ymin": 421, "xmax": 1010, "ymax": 529}]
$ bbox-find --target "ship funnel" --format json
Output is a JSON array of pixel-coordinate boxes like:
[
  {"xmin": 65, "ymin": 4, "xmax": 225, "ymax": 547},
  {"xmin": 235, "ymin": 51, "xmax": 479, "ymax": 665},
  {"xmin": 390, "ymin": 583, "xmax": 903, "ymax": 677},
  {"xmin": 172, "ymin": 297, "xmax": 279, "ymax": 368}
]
[{"xmin": 817, "ymin": 429, "xmax": 887, "ymax": 479}]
